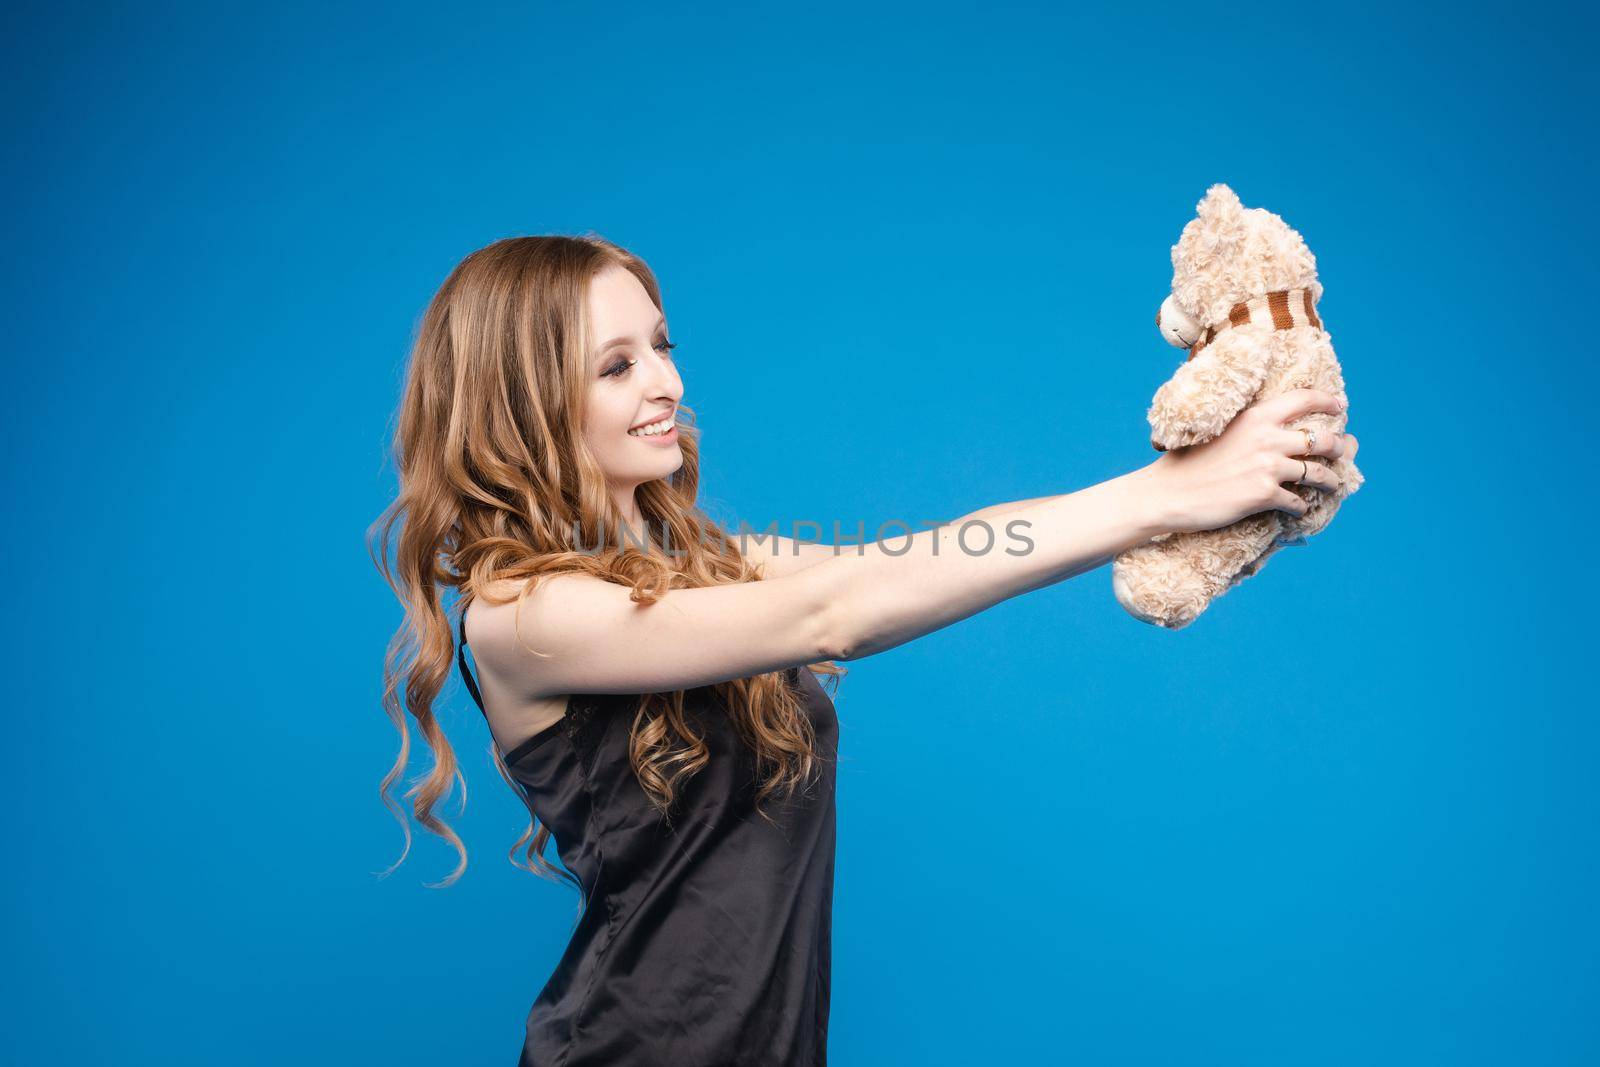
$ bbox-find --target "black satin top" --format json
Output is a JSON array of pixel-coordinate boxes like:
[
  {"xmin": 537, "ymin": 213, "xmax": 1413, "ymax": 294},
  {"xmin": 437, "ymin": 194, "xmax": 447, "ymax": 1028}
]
[{"xmin": 457, "ymin": 611, "xmax": 840, "ymax": 1066}]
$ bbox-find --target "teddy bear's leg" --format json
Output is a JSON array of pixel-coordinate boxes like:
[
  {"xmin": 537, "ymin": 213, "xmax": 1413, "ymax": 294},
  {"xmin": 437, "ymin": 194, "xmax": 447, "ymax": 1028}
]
[
  {"xmin": 1148, "ymin": 329, "xmax": 1272, "ymax": 451},
  {"xmin": 1112, "ymin": 514, "xmax": 1281, "ymax": 629}
]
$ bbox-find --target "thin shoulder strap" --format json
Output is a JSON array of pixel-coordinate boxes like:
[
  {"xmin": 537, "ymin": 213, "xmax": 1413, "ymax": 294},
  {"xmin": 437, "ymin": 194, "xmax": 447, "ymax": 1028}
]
[{"xmin": 457, "ymin": 608, "xmax": 487, "ymax": 715}]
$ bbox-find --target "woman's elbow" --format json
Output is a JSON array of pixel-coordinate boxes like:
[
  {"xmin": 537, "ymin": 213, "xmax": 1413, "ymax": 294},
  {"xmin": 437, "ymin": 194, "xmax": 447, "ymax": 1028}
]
[{"xmin": 807, "ymin": 564, "xmax": 865, "ymax": 663}]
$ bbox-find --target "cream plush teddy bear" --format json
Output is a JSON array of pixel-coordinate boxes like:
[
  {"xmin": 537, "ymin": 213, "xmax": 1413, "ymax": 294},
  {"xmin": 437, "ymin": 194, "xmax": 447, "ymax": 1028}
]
[{"xmin": 1111, "ymin": 183, "xmax": 1365, "ymax": 630}]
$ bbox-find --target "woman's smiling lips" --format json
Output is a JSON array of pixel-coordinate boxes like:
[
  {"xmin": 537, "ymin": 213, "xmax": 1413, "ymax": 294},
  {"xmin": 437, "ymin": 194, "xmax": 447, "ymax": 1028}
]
[
  {"xmin": 627, "ymin": 409, "xmax": 679, "ymax": 444},
  {"xmin": 629, "ymin": 423, "xmax": 678, "ymax": 444}
]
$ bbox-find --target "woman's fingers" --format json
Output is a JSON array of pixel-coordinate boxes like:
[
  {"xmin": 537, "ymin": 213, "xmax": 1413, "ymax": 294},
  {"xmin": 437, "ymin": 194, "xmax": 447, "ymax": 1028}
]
[
  {"xmin": 1277, "ymin": 424, "xmax": 1352, "ymax": 459},
  {"xmin": 1253, "ymin": 387, "xmax": 1345, "ymax": 427},
  {"xmin": 1270, "ymin": 485, "xmax": 1311, "ymax": 515},
  {"xmin": 1278, "ymin": 455, "xmax": 1340, "ymax": 492}
]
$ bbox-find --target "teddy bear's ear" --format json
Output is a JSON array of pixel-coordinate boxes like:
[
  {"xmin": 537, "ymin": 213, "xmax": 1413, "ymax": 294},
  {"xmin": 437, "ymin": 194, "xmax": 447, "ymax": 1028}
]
[{"xmin": 1196, "ymin": 183, "xmax": 1244, "ymax": 227}]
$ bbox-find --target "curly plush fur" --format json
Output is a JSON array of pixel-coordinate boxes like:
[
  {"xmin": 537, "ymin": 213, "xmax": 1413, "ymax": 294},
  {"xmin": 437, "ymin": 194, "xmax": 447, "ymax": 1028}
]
[{"xmin": 1111, "ymin": 183, "xmax": 1365, "ymax": 630}]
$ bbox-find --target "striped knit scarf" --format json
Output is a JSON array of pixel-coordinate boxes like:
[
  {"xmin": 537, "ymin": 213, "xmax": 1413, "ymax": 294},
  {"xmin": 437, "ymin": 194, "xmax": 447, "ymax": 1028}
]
[{"xmin": 1186, "ymin": 287, "xmax": 1322, "ymax": 362}]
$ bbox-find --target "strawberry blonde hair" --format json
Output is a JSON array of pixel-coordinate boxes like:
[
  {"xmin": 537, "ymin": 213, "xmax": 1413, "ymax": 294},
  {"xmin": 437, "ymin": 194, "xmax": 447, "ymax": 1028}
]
[{"xmin": 367, "ymin": 234, "xmax": 842, "ymax": 887}]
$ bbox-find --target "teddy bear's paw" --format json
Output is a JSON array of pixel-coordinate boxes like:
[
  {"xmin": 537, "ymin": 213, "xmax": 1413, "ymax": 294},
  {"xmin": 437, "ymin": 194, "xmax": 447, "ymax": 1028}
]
[
  {"xmin": 1147, "ymin": 333, "xmax": 1271, "ymax": 452},
  {"xmin": 1112, "ymin": 548, "xmax": 1212, "ymax": 630},
  {"xmin": 1153, "ymin": 606, "xmax": 1203, "ymax": 630},
  {"xmin": 1341, "ymin": 459, "xmax": 1365, "ymax": 497},
  {"xmin": 1147, "ymin": 380, "xmax": 1229, "ymax": 451},
  {"xmin": 1110, "ymin": 558, "xmax": 1158, "ymax": 623},
  {"xmin": 1111, "ymin": 554, "xmax": 1185, "ymax": 627},
  {"xmin": 1148, "ymin": 392, "xmax": 1230, "ymax": 450}
]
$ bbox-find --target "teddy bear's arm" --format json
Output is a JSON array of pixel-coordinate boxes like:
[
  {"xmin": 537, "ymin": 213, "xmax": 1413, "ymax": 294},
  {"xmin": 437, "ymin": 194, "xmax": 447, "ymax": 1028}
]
[{"xmin": 1147, "ymin": 329, "xmax": 1272, "ymax": 451}]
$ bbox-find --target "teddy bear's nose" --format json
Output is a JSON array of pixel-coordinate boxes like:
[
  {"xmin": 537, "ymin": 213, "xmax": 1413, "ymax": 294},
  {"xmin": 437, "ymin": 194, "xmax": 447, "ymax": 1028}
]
[{"xmin": 1157, "ymin": 295, "xmax": 1199, "ymax": 349}]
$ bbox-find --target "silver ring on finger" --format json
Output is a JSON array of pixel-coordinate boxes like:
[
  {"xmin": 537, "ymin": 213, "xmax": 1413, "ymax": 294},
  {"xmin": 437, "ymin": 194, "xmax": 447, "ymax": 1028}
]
[
  {"xmin": 1299, "ymin": 427, "xmax": 1317, "ymax": 452},
  {"xmin": 1300, "ymin": 458, "xmax": 1309, "ymax": 481}
]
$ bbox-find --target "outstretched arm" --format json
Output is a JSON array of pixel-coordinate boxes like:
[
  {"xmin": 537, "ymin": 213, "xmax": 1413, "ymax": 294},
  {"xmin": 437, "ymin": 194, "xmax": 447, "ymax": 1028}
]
[
  {"xmin": 749, "ymin": 492, "xmax": 1066, "ymax": 580},
  {"xmin": 471, "ymin": 472, "xmax": 1168, "ymax": 696},
  {"xmin": 810, "ymin": 469, "xmax": 1166, "ymax": 661}
]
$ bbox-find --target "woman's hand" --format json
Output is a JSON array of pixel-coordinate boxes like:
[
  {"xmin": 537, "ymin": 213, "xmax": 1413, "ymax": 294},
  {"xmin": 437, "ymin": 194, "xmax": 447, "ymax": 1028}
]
[{"xmin": 1142, "ymin": 388, "xmax": 1359, "ymax": 536}]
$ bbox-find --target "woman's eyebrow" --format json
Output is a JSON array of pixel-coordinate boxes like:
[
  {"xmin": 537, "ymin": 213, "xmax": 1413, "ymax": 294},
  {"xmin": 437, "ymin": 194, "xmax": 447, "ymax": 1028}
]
[{"xmin": 596, "ymin": 316, "xmax": 667, "ymax": 353}]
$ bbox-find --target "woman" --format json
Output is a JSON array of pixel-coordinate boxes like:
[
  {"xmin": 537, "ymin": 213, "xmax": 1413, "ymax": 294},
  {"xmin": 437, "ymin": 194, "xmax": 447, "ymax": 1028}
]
[{"xmin": 368, "ymin": 234, "xmax": 1358, "ymax": 1065}]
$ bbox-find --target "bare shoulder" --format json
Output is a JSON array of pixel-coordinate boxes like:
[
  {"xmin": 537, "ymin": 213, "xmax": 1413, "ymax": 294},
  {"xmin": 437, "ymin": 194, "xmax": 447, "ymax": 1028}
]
[
  {"xmin": 465, "ymin": 574, "xmax": 571, "ymax": 662},
  {"xmin": 463, "ymin": 581, "xmax": 573, "ymax": 750}
]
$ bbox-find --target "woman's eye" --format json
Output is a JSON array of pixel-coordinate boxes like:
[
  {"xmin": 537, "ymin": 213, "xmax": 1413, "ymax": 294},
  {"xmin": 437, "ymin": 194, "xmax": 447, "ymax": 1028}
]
[{"xmin": 601, "ymin": 340, "xmax": 675, "ymax": 379}]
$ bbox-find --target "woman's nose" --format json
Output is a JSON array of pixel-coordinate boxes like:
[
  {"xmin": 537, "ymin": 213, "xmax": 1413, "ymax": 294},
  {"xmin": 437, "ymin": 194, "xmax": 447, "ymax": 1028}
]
[{"xmin": 648, "ymin": 351, "xmax": 683, "ymax": 396}]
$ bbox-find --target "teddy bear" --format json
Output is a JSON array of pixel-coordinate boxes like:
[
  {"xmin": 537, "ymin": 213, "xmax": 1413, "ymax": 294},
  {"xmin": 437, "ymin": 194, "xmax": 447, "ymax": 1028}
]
[{"xmin": 1110, "ymin": 183, "xmax": 1364, "ymax": 630}]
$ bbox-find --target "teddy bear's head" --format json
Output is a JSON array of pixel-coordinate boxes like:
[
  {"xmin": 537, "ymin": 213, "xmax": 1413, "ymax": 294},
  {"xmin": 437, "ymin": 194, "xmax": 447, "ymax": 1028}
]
[{"xmin": 1159, "ymin": 183, "xmax": 1322, "ymax": 346}]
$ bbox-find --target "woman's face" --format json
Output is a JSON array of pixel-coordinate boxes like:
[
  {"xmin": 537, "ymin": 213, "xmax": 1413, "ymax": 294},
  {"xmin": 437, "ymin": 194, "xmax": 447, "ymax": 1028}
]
[{"xmin": 582, "ymin": 264, "xmax": 685, "ymax": 497}]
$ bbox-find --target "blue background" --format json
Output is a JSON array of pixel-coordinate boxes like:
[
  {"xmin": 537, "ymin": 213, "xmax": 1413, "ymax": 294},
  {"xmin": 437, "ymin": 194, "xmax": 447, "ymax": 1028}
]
[{"xmin": 8, "ymin": 2, "xmax": 1595, "ymax": 1063}]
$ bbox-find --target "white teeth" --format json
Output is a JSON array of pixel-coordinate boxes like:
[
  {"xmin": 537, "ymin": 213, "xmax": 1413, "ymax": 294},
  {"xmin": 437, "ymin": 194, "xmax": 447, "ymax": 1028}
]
[{"xmin": 628, "ymin": 417, "xmax": 674, "ymax": 437}]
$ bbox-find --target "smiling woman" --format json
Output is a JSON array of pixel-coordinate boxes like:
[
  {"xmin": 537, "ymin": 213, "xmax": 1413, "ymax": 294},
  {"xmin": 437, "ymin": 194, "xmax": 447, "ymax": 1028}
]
[{"xmin": 367, "ymin": 234, "xmax": 847, "ymax": 1066}]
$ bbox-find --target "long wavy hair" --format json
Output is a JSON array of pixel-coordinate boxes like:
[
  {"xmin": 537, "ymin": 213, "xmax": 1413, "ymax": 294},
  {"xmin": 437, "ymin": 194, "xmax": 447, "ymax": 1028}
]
[{"xmin": 367, "ymin": 234, "xmax": 844, "ymax": 889}]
